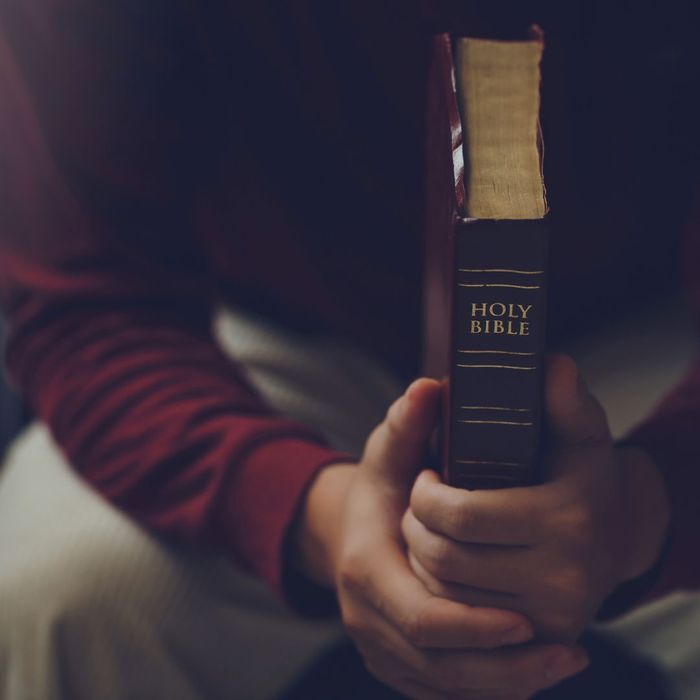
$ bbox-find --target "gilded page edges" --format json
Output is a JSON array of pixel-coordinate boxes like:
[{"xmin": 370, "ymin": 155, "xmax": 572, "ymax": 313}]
[{"xmin": 455, "ymin": 38, "xmax": 547, "ymax": 221}]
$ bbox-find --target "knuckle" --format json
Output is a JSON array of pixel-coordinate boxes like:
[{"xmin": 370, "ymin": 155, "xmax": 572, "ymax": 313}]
[
  {"xmin": 402, "ymin": 615, "xmax": 427, "ymax": 648},
  {"xmin": 423, "ymin": 538, "xmax": 455, "ymax": 578},
  {"xmin": 402, "ymin": 602, "xmax": 434, "ymax": 648},
  {"xmin": 410, "ymin": 560, "xmax": 451, "ymax": 600},
  {"xmin": 549, "ymin": 503, "xmax": 596, "ymax": 559},
  {"xmin": 337, "ymin": 552, "xmax": 368, "ymax": 594},
  {"xmin": 447, "ymin": 500, "xmax": 475, "ymax": 534},
  {"xmin": 401, "ymin": 510, "xmax": 415, "ymax": 542}
]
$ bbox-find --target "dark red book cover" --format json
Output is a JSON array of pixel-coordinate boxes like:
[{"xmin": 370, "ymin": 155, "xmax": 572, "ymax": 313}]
[{"xmin": 423, "ymin": 34, "xmax": 548, "ymax": 489}]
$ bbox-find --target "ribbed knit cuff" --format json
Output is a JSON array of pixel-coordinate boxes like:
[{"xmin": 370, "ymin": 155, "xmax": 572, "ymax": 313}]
[{"xmin": 218, "ymin": 436, "xmax": 349, "ymax": 606}]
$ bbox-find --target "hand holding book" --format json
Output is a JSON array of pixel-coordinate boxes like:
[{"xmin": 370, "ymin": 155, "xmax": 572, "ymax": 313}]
[
  {"xmin": 294, "ymin": 363, "xmax": 668, "ymax": 695},
  {"xmin": 295, "ymin": 377, "xmax": 590, "ymax": 698},
  {"xmin": 412, "ymin": 28, "xmax": 672, "ymax": 689},
  {"xmin": 402, "ymin": 356, "xmax": 670, "ymax": 644}
]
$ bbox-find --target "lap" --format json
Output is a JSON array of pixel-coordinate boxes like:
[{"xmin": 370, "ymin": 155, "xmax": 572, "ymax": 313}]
[{"xmin": 0, "ymin": 424, "xmax": 340, "ymax": 700}]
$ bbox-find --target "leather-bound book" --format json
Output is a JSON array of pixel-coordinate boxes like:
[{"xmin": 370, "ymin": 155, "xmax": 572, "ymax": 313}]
[{"xmin": 424, "ymin": 31, "xmax": 548, "ymax": 489}]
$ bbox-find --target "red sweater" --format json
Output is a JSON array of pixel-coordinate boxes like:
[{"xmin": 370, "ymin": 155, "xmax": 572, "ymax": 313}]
[{"xmin": 0, "ymin": 1, "xmax": 698, "ymax": 599}]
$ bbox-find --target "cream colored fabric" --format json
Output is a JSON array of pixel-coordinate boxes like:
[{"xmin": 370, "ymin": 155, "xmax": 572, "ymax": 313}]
[
  {"xmin": 213, "ymin": 308, "xmax": 401, "ymax": 454},
  {"xmin": 0, "ymin": 424, "xmax": 341, "ymax": 700},
  {"xmin": 601, "ymin": 592, "xmax": 700, "ymax": 699}
]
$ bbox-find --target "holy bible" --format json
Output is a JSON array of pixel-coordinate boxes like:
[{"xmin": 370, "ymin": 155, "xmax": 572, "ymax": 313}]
[{"xmin": 424, "ymin": 32, "xmax": 548, "ymax": 490}]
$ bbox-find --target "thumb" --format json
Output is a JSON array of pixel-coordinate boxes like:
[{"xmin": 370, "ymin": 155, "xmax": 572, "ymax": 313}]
[
  {"xmin": 362, "ymin": 378, "xmax": 442, "ymax": 490},
  {"xmin": 545, "ymin": 354, "xmax": 610, "ymax": 448}
]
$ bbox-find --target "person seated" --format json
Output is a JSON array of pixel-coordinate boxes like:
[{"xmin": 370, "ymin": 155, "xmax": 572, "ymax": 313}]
[{"xmin": 0, "ymin": 2, "xmax": 697, "ymax": 698}]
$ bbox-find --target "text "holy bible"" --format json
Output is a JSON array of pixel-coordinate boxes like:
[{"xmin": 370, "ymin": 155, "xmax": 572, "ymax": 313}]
[{"xmin": 469, "ymin": 302, "xmax": 532, "ymax": 336}]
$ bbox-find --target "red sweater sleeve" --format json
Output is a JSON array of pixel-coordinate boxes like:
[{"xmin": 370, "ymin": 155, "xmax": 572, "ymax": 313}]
[
  {"xmin": 0, "ymin": 3, "xmax": 345, "ymax": 595},
  {"xmin": 625, "ymin": 193, "xmax": 700, "ymax": 597}
]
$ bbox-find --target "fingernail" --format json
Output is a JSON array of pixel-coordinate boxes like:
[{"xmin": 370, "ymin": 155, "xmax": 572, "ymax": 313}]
[
  {"xmin": 499, "ymin": 623, "xmax": 531, "ymax": 645},
  {"xmin": 544, "ymin": 650, "xmax": 589, "ymax": 682}
]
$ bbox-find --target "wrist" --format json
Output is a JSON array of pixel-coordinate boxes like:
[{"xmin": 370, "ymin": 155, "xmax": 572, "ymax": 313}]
[
  {"xmin": 293, "ymin": 462, "xmax": 357, "ymax": 588},
  {"xmin": 615, "ymin": 446, "xmax": 671, "ymax": 583}
]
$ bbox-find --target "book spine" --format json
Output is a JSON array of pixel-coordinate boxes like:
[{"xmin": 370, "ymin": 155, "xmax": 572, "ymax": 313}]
[{"xmin": 446, "ymin": 218, "xmax": 548, "ymax": 489}]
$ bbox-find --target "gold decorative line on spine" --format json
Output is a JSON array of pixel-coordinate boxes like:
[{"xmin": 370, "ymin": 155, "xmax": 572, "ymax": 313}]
[
  {"xmin": 458, "ymin": 268, "xmax": 544, "ymax": 275},
  {"xmin": 460, "ymin": 406, "xmax": 531, "ymax": 412},
  {"xmin": 458, "ymin": 349, "xmax": 535, "ymax": 356},
  {"xmin": 456, "ymin": 459, "xmax": 521, "ymax": 467},
  {"xmin": 458, "ymin": 283, "xmax": 541, "ymax": 289},
  {"xmin": 457, "ymin": 363, "xmax": 536, "ymax": 370},
  {"xmin": 458, "ymin": 419, "xmax": 534, "ymax": 426}
]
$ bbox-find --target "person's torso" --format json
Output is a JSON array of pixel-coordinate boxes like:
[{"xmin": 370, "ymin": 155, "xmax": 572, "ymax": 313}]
[{"xmin": 184, "ymin": 2, "xmax": 689, "ymax": 378}]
